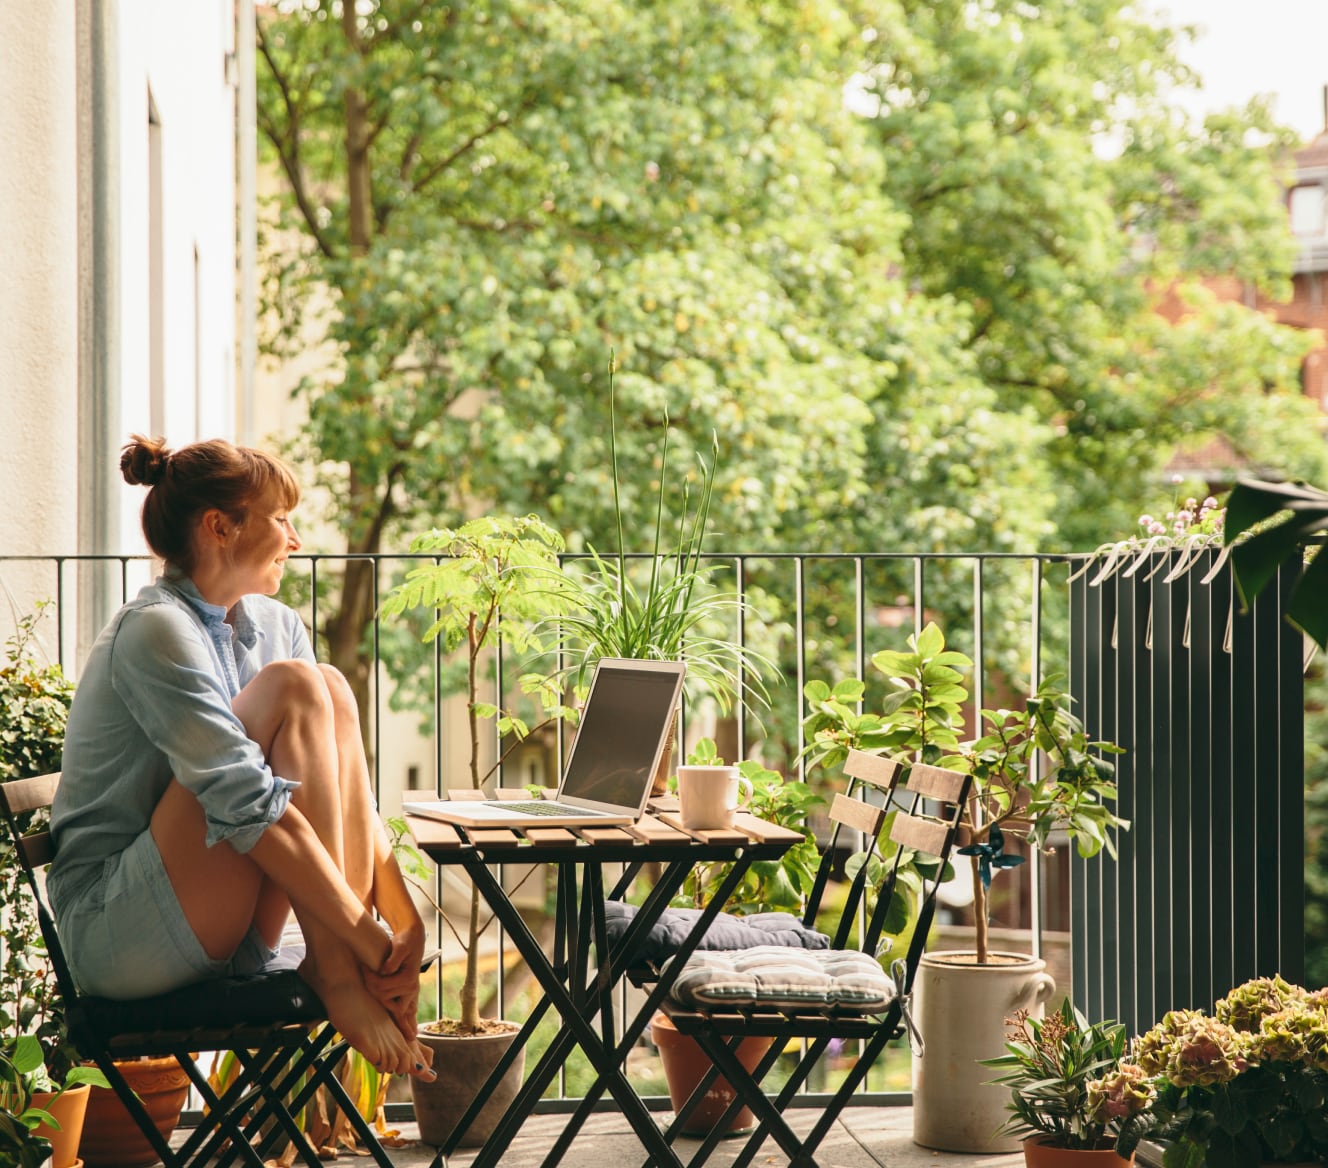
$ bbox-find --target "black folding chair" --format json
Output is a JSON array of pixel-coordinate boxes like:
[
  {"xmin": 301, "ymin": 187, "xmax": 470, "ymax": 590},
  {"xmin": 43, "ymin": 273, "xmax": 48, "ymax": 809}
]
[
  {"xmin": 654, "ymin": 749, "xmax": 972, "ymax": 1168},
  {"xmin": 0, "ymin": 772, "xmax": 395, "ymax": 1168}
]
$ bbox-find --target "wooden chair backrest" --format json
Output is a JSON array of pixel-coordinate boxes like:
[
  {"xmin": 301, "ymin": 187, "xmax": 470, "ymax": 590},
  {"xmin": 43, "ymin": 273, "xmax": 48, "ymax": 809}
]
[
  {"xmin": 0, "ymin": 771, "xmax": 60, "ymax": 868},
  {"xmin": 807, "ymin": 749, "xmax": 971, "ymax": 958}
]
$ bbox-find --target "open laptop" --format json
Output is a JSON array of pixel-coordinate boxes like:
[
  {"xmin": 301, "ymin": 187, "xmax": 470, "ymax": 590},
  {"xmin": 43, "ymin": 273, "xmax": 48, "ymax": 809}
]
[{"xmin": 403, "ymin": 657, "xmax": 686, "ymax": 828}]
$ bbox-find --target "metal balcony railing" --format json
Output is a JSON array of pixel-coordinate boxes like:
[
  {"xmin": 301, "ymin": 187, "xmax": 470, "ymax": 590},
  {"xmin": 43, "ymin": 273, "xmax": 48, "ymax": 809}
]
[{"xmin": 0, "ymin": 547, "xmax": 1309, "ymax": 1110}]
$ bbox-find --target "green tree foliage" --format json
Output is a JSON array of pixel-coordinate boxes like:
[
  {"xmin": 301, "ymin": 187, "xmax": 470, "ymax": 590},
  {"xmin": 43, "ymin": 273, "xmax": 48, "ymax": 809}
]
[
  {"xmin": 256, "ymin": 0, "xmax": 1326, "ymax": 705},
  {"xmin": 859, "ymin": 0, "xmax": 1327, "ymax": 547}
]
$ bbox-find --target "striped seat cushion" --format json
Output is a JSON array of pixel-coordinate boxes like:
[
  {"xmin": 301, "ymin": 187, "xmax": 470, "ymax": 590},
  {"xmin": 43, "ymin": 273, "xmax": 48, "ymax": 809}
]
[{"xmin": 666, "ymin": 946, "xmax": 896, "ymax": 1013}]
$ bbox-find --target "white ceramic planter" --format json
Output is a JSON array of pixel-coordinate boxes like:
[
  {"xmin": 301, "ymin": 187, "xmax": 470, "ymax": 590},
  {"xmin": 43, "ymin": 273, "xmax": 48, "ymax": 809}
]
[{"xmin": 911, "ymin": 951, "xmax": 1056, "ymax": 1153}]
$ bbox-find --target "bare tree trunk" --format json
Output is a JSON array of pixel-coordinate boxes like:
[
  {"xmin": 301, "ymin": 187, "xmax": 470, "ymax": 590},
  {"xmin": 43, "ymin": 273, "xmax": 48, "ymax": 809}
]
[{"xmin": 972, "ymin": 854, "xmax": 988, "ymax": 963}]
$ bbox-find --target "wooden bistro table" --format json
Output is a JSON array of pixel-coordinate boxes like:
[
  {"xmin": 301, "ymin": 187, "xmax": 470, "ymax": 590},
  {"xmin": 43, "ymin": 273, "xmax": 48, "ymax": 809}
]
[{"xmin": 406, "ymin": 790, "xmax": 803, "ymax": 1168}]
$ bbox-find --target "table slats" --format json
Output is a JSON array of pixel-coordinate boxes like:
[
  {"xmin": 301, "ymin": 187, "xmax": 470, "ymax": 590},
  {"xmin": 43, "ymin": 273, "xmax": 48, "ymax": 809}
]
[
  {"xmin": 730, "ymin": 813, "xmax": 806, "ymax": 846},
  {"xmin": 523, "ymin": 827, "xmax": 580, "ymax": 847},
  {"xmin": 466, "ymin": 828, "xmax": 523, "ymax": 848},
  {"xmin": 625, "ymin": 815, "xmax": 693, "ymax": 845},
  {"xmin": 655, "ymin": 814, "xmax": 749, "ymax": 847},
  {"xmin": 577, "ymin": 826, "xmax": 637, "ymax": 845},
  {"xmin": 405, "ymin": 817, "xmax": 466, "ymax": 850}
]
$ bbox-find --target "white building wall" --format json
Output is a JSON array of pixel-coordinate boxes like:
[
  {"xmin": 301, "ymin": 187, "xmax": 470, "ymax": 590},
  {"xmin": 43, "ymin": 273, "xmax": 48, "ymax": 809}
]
[
  {"xmin": 0, "ymin": 2, "xmax": 82, "ymax": 643},
  {"xmin": 0, "ymin": 0, "xmax": 241, "ymax": 667}
]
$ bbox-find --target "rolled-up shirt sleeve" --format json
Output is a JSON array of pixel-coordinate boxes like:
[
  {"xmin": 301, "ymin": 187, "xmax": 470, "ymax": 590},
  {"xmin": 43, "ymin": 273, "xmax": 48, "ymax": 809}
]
[{"xmin": 109, "ymin": 603, "xmax": 298, "ymax": 852}]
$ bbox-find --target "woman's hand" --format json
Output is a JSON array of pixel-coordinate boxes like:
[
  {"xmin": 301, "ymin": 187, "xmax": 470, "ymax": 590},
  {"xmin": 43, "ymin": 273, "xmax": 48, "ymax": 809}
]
[{"xmin": 363, "ymin": 920, "xmax": 426, "ymax": 1039}]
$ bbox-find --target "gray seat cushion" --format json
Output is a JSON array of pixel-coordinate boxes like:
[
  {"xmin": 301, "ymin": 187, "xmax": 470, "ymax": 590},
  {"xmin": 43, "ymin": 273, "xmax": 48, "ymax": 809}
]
[
  {"xmin": 666, "ymin": 946, "xmax": 897, "ymax": 1013},
  {"xmin": 603, "ymin": 901, "xmax": 828, "ymax": 964}
]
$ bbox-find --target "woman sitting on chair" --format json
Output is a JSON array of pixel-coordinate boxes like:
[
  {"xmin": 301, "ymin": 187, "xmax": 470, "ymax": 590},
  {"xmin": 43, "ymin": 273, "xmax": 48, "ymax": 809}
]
[{"xmin": 49, "ymin": 435, "xmax": 435, "ymax": 1081}]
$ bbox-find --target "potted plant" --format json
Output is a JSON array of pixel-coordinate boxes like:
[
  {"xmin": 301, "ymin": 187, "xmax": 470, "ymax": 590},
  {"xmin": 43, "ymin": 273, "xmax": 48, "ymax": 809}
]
[
  {"xmin": 802, "ymin": 620, "xmax": 1128, "ymax": 1152},
  {"xmin": 548, "ymin": 356, "xmax": 770, "ymax": 792},
  {"xmin": 380, "ymin": 514, "xmax": 581, "ymax": 1147},
  {"xmin": 2, "ymin": 1036, "xmax": 66, "ymax": 1168},
  {"xmin": 1128, "ymin": 975, "xmax": 1328, "ymax": 1167},
  {"xmin": 648, "ymin": 741, "xmax": 824, "ymax": 1135},
  {"xmin": 983, "ymin": 998, "xmax": 1153, "ymax": 1168}
]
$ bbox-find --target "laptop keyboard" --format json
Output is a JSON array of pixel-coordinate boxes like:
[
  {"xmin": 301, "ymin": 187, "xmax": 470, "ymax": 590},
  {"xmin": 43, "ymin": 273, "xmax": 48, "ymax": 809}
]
[{"xmin": 496, "ymin": 800, "xmax": 603, "ymax": 816}]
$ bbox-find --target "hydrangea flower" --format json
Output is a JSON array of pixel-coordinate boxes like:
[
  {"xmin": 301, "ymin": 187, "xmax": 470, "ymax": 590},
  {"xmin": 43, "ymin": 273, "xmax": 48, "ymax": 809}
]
[{"xmin": 1086, "ymin": 1062, "xmax": 1154, "ymax": 1123}]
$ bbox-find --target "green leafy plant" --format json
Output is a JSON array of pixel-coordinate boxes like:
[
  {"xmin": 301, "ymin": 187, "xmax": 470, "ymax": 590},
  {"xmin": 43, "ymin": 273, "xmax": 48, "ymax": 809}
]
[
  {"xmin": 1132, "ymin": 976, "xmax": 1328, "ymax": 1168},
  {"xmin": 983, "ymin": 998, "xmax": 1152, "ymax": 1153},
  {"xmin": 0, "ymin": 605, "xmax": 78, "ymax": 1080},
  {"xmin": 380, "ymin": 515, "xmax": 582, "ymax": 1034},
  {"xmin": 802, "ymin": 621, "xmax": 1126, "ymax": 963},
  {"xmin": 673, "ymin": 741, "xmax": 822, "ymax": 915},
  {"xmin": 1224, "ymin": 477, "xmax": 1328, "ymax": 650},
  {"xmin": 549, "ymin": 356, "xmax": 770, "ymax": 716},
  {"xmin": 0, "ymin": 1036, "xmax": 56, "ymax": 1168}
]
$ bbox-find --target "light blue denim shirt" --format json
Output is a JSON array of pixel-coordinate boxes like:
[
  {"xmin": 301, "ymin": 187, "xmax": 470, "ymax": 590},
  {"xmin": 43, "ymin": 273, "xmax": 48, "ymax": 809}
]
[{"xmin": 48, "ymin": 573, "xmax": 312, "ymax": 915}]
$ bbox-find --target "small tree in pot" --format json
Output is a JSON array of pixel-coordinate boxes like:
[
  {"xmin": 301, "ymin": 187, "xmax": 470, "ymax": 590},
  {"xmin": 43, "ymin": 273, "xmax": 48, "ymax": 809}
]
[
  {"xmin": 802, "ymin": 620, "xmax": 1127, "ymax": 964},
  {"xmin": 801, "ymin": 620, "xmax": 1128, "ymax": 1153},
  {"xmin": 381, "ymin": 514, "xmax": 580, "ymax": 1146}
]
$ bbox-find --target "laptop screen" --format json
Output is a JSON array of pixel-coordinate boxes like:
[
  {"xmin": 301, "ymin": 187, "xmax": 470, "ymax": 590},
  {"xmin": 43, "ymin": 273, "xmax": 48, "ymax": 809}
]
[{"xmin": 559, "ymin": 659, "xmax": 685, "ymax": 810}]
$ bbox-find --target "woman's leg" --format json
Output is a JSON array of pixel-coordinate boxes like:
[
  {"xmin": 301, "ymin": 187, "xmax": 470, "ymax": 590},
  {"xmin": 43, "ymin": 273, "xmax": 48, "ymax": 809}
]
[{"xmin": 150, "ymin": 658, "xmax": 431, "ymax": 1078}]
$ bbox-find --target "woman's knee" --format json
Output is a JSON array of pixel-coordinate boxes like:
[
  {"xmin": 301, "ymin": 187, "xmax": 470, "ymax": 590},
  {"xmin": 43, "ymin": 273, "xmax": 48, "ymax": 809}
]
[
  {"xmin": 255, "ymin": 658, "xmax": 332, "ymax": 706},
  {"xmin": 239, "ymin": 659, "xmax": 335, "ymax": 738},
  {"xmin": 316, "ymin": 663, "xmax": 363, "ymax": 731}
]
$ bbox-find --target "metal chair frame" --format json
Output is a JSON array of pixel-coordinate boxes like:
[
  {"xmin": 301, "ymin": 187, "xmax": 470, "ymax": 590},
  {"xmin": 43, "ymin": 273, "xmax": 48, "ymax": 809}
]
[
  {"xmin": 652, "ymin": 750, "xmax": 973, "ymax": 1168},
  {"xmin": 0, "ymin": 772, "xmax": 394, "ymax": 1168}
]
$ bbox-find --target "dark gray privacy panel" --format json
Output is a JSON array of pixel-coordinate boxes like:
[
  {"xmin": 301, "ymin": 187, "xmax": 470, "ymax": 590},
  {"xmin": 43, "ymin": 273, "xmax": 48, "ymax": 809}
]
[{"xmin": 1068, "ymin": 549, "xmax": 1304, "ymax": 1035}]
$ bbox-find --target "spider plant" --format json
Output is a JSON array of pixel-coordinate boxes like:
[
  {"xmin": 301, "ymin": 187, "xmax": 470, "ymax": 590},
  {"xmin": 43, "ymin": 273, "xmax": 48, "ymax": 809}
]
[{"xmin": 552, "ymin": 356, "xmax": 770, "ymax": 716}]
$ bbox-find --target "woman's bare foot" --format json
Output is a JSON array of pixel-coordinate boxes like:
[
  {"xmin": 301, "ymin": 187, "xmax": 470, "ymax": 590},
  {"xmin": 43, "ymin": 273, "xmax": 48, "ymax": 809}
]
[{"xmin": 302, "ymin": 959, "xmax": 436, "ymax": 1080}]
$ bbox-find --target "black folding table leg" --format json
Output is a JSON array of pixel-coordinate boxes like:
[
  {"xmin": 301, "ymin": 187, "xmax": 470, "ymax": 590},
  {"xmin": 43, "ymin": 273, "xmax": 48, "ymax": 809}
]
[
  {"xmin": 462, "ymin": 861, "xmax": 686, "ymax": 1168},
  {"xmin": 450, "ymin": 861, "xmax": 585, "ymax": 1167},
  {"xmin": 540, "ymin": 856, "xmax": 757, "ymax": 1166}
]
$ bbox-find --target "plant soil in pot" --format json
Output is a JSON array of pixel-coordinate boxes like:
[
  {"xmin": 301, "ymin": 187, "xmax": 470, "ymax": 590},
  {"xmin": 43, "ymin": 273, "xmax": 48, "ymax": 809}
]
[
  {"xmin": 912, "ymin": 952, "xmax": 1056, "ymax": 1154},
  {"xmin": 1023, "ymin": 1136, "xmax": 1135, "ymax": 1168},
  {"xmin": 650, "ymin": 1012, "xmax": 775, "ymax": 1136},
  {"xmin": 79, "ymin": 1056, "xmax": 190, "ymax": 1168},
  {"xmin": 410, "ymin": 1020, "xmax": 525, "ymax": 1149}
]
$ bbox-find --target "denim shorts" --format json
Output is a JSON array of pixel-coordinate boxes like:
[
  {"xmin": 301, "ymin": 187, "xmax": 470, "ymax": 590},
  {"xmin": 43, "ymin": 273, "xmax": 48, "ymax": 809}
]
[{"xmin": 57, "ymin": 827, "xmax": 284, "ymax": 999}]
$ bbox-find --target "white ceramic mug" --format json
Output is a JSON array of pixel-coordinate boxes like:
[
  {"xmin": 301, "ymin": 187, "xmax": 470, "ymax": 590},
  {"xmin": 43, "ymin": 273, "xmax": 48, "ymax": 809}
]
[{"xmin": 676, "ymin": 765, "xmax": 753, "ymax": 830}]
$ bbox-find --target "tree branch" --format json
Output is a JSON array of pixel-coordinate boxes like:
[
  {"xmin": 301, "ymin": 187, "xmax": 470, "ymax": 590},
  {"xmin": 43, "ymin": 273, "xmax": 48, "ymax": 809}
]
[{"xmin": 256, "ymin": 22, "xmax": 336, "ymax": 260}]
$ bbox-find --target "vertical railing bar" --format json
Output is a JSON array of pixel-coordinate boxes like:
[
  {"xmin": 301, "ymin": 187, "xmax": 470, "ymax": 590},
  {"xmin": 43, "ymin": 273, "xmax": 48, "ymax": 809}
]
[
  {"xmin": 55, "ymin": 557, "xmax": 66, "ymax": 666},
  {"xmin": 972, "ymin": 557, "xmax": 985, "ymax": 717},
  {"xmin": 1028, "ymin": 558, "xmax": 1043, "ymax": 960},
  {"xmin": 493, "ymin": 616, "xmax": 507, "ymax": 1021},
  {"xmin": 794, "ymin": 556, "xmax": 807, "ymax": 780},
  {"xmin": 431, "ymin": 554, "xmax": 446, "ymax": 1031},
  {"xmin": 735, "ymin": 554, "xmax": 747, "ymax": 763},
  {"xmin": 309, "ymin": 555, "xmax": 320, "ymax": 659},
  {"xmin": 913, "ymin": 557, "xmax": 924, "ymax": 636},
  {"xmin": 371, "ymin": 556, "xmax": 382, "ymax": 804}
]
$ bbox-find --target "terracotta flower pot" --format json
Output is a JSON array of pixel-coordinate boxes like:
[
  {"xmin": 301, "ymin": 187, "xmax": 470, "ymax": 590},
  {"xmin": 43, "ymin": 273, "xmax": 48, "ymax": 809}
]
[
  {"xmin": 31, "ymin": 1083, "xmax": 92, "ymax": 1168},
  {"xmin": 1023, "ymin": 1135, "xmax": 1135, "ymax": 1168},
  {"xmin": 410, "ymin": 1024, "xmax": 526, "ymax": 1149},
  {"xmin": 79, "ymin": 1056, "xmax": 190, "ymax": 1168},
  {"xmin": 650, "ymin": 1011, "xmax": 775, "ymax": 1136}
]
